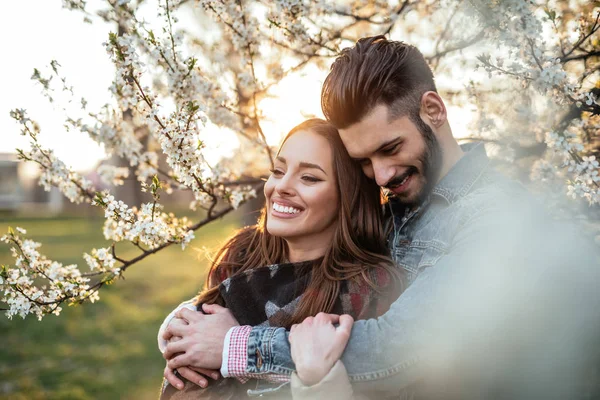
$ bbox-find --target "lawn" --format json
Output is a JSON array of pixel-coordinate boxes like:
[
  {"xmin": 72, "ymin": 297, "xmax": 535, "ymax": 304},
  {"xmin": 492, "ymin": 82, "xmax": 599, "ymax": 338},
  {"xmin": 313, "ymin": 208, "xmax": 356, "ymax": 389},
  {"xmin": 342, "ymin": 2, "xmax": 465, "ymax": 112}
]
[{"xmin": 0, "ymin": 211, "xmax": 244, "ymax": 400}]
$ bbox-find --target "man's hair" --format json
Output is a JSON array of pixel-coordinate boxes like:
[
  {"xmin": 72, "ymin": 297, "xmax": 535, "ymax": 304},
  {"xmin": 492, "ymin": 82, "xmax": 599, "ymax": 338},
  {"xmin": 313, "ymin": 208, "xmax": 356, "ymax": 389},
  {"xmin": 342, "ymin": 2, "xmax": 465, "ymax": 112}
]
[{"xmin": 321, "ymin": 35, "xmax": 437, "ymax": 129}]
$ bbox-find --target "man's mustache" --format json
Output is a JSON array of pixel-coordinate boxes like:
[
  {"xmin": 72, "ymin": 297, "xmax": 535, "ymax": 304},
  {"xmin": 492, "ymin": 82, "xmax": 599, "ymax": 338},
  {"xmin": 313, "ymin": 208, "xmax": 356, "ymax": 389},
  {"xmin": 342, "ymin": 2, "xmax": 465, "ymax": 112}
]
[{"xmin": 385, "ymin": 166, "xmax": 418, "ymax": 190}]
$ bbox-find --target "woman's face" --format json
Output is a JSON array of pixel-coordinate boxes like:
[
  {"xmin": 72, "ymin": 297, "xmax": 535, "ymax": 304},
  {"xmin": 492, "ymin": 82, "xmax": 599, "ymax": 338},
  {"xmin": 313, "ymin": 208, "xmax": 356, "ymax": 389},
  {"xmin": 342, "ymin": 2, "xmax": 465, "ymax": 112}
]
[{"xmin": 264, "ymin": 129, "xmax": 339, "ymax": 243}]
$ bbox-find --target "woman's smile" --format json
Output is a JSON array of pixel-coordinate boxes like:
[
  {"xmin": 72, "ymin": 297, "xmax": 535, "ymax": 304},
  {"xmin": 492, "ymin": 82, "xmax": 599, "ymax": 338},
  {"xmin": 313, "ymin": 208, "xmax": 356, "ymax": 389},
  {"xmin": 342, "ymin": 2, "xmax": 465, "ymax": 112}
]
[{"xmin": 271, "ymin": 198, "xmax": 305, "ymax": 219}]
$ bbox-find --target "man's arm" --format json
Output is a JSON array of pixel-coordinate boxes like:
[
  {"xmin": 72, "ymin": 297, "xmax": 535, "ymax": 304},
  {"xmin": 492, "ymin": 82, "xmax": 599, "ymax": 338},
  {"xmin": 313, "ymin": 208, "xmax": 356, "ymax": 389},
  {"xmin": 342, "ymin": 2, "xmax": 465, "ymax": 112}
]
[
  {"xmin": 165, "ymin": 208, "xmax": 599, "ymax": 397},
  {"xmin": 239, "ymin": 212, "xmax": 600, "ymax": 396}
]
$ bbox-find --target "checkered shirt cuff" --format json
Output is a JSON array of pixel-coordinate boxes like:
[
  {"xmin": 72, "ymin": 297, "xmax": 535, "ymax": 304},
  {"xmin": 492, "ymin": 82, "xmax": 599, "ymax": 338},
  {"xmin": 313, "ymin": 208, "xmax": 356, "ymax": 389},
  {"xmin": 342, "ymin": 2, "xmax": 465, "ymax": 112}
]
[
  {"xmin": 221, "ymin": 325, "xmax": 251, "ymax": 382},
  {"xmin": 221, "ymin": 325, "xmax": 291, "ymax": 384}
]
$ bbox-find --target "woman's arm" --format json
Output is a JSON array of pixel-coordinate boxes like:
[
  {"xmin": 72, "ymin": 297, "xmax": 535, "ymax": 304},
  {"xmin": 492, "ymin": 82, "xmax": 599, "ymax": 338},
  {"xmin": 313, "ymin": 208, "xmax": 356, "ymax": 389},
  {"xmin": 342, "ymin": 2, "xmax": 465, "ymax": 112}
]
[{"xmin": 289, "ymin": 313, "xmax": 358, "ymax": 400}]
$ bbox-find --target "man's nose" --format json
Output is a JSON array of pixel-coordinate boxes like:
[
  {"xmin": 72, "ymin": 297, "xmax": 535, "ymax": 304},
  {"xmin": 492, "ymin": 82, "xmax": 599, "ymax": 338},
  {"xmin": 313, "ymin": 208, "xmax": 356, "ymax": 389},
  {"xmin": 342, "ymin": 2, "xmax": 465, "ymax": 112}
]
[{"xmin": 373, "ymin": 161, "xmax": 396, "ymax": 187}]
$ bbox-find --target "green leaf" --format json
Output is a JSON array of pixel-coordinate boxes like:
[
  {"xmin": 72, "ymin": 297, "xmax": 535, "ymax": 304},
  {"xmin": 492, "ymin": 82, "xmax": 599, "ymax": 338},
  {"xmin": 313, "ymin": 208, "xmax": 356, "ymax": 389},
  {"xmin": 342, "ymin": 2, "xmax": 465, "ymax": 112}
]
[
  {"xmin": 544, "ymin": 8, "xmax": 556, "ymax": 21},
  {"xmin": 93, "ymin": 192, "xmax": 106, "ymax": 206}
]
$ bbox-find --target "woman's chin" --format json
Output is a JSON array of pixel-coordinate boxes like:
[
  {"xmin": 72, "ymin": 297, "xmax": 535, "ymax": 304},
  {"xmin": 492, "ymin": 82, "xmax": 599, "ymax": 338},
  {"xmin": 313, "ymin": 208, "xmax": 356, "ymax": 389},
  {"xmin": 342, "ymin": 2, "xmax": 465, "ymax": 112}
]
[{"xmin": 266, "ymin": 222, "xmax": 299, "ymax": 239}]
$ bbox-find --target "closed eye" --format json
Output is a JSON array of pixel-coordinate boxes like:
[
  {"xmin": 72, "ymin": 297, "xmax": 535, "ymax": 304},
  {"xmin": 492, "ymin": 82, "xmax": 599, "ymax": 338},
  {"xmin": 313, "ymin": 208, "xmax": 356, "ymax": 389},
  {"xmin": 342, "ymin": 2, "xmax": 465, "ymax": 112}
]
[
  {"xmin": 269, "ymin": 168, "xmax": 284, "ymax": 177},
  {"xmin": 382, "ymin": 143, "xmax": 400, "ymax": 155},
  {"xmin": 301, "ymin": 175, "xmax": 322, "ymax": 183}
]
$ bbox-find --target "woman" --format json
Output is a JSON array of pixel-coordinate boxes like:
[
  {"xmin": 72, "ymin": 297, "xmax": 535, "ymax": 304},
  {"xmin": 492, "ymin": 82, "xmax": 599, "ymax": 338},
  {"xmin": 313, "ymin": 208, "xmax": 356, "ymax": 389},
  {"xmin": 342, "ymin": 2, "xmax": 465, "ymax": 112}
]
[{"xmin": 158, "ymin": 118, "xmax": 403, "ymax": 399}]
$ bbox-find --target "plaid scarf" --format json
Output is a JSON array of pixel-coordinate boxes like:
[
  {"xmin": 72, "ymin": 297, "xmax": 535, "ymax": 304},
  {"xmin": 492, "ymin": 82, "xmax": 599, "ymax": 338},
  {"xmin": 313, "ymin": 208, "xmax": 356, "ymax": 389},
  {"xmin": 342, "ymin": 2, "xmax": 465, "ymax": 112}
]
[{"xmin": 160, "ymin": 261, "xmax": 397, "ymax": 400}]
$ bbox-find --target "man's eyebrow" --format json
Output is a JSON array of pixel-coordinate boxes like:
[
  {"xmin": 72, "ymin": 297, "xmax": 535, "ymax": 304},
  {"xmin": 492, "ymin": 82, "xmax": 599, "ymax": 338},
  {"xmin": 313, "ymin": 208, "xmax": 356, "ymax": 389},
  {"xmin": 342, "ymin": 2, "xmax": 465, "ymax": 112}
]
[
  {"xmin": 276, "ymin": 156, "xmax": 286, "ymax": 163},
  {"xmin": 351, "ymin": 138, "xmax": 402, "ymax": 163},
  {"xmin": 374, "ymin": 138, "xmax": 402, "ymax": 153}
]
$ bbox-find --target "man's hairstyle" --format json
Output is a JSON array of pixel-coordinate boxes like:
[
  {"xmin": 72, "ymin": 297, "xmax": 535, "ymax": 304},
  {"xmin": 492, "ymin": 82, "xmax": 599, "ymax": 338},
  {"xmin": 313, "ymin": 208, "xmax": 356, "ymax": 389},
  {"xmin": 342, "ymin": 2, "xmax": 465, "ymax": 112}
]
[{"xmin": 321, "ymin": 35, "xmax": 437, "ymax": 129}]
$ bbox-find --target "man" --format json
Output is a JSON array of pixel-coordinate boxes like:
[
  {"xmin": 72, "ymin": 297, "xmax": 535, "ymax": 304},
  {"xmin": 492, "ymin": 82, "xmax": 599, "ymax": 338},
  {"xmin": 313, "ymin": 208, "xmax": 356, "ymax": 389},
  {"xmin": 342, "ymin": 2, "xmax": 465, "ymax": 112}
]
[{"xmin": 162, "ymin": 36, "xmax": 599, "ymax": 399}]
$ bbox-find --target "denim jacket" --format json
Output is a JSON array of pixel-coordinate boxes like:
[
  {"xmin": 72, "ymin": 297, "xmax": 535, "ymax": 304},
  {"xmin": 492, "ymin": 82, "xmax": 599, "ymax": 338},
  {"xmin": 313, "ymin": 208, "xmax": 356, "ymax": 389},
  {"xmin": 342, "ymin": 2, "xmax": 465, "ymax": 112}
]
[{"xmin": 243, "ymin": 143, "xmax": 600, "ymax": 398}]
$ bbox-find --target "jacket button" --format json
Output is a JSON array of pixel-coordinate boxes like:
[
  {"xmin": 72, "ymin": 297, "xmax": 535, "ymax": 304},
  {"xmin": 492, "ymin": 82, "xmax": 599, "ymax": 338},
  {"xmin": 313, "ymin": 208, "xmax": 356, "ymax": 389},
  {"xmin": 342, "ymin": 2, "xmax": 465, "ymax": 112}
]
[{"xmin": 256, "ymin": 349, "xmax": 263, "ymax": 369}]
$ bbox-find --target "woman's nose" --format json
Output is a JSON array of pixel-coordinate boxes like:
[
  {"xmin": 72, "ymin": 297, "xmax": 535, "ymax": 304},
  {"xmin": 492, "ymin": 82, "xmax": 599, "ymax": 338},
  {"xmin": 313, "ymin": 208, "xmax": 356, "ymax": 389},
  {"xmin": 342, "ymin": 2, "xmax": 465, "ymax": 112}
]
[{"xmin": 275, "ymin": 175, "xmax": 296, "ymax": 196}]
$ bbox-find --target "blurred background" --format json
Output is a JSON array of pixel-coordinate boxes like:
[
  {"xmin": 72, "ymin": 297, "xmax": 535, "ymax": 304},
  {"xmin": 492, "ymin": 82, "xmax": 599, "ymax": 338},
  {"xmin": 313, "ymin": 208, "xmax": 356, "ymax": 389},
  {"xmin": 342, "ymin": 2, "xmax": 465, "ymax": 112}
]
[{"xmin": 1, "ymin": 0, "xmax": 599, "ymax": 398}]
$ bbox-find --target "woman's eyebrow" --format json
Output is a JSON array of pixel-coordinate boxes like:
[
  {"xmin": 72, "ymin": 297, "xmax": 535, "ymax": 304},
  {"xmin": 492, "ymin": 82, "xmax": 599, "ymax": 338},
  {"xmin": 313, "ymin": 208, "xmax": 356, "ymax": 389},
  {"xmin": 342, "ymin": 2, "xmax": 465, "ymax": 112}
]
[
  {"xmin": 299, "ymin": 162, "xmax": 326, "ymax": 175},
  {"xmin": 277, "ymin": 156, "xmax": 326, "ymax": 175}
]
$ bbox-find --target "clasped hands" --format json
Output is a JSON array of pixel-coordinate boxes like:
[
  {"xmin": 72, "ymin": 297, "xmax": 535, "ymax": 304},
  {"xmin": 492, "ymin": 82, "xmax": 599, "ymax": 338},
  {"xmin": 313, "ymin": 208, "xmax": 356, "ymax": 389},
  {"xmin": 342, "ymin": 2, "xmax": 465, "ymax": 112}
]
[
  {"xmin": 162, "ymin": 304, "xmax": 353, "ymax": 390},
  {"xmin": 161, "ymin": 303, "xmax": 238, "ymax": 389}
]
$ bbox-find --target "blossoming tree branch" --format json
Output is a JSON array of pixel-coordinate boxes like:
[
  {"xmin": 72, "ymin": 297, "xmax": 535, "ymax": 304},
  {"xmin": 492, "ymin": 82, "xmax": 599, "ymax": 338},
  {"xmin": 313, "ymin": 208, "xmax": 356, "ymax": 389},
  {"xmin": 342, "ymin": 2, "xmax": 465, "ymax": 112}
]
[{"xmin": 2, "ymin": 0, "xmax": 599, "ymax": 320}]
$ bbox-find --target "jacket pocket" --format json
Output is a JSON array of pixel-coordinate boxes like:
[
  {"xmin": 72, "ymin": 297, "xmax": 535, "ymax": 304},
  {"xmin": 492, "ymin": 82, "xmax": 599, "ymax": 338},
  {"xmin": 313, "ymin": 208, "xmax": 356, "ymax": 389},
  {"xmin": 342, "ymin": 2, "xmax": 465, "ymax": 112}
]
[{"xmin": 396, "ymin": 240, "xmax": 448, "ymax": 276}]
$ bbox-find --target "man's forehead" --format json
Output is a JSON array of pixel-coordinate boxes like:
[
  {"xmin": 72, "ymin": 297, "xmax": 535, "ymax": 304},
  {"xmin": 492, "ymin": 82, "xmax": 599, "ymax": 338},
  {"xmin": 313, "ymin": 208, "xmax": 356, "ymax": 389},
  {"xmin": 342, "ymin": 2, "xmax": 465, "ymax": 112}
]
[{"xmin": 339, "ymin": 107, "xmax": 408, "ymax": 158}]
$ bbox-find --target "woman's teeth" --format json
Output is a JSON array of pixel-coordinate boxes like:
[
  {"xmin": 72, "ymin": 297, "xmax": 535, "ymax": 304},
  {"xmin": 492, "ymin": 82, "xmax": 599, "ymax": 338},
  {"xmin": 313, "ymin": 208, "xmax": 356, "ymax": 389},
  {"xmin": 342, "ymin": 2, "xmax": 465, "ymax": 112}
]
[{"xmin": 273, "ymin": 202, "xmax": 301, "ymax": 214}]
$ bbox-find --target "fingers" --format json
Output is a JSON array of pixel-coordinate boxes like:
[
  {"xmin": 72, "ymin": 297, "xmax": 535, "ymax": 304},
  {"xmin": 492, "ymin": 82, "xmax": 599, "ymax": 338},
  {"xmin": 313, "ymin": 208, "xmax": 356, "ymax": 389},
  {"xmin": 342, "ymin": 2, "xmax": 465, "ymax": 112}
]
[
  {"xmin": 163, "ymin": 322, "xmax": 188, "ymax": 341},
  {"xmin": 201, "ymin": 303, "xmax": 227, "ymax": 314},
  {"xmin": 177, "ymin": 366, "xmax": 208, "ymax": 388},
  {"xmin": 190, "ymin": 367, "xmax": 221, "ymax": 380},
  {"xmin": 337, "ymin": 314, "xmax": 354, "ymax": 338},
  {"xmin": 293, "ymin": 313, "xmax": 342, "ymax": 330},
  {"xmin": 315, "ymin": 312, "xmax": 340, "ymax": 325},
  {"xmin": 163, "ymin": 317, "xmax": 187, "ymax": 341},
  {"xmin": 175, "ymin": 307, "xmax": 202, "ymax": 322},
  {"xmin": 338, "ymin": 314, "xmax": 354, "ymax": 331},
  {"xmin": 168, "ymin": 353, "xmax": 191, "ymax": 370},
  {"xmin": 164, "ymin": 365, "xmax": 184, "ymax": 390},
  {"xmin": 168, "ymin": 335, "xmax": 183, "ymax": 344},
  {"xmin": 163, "ymin": 340, "xmax": 188, "ymax": 360}
]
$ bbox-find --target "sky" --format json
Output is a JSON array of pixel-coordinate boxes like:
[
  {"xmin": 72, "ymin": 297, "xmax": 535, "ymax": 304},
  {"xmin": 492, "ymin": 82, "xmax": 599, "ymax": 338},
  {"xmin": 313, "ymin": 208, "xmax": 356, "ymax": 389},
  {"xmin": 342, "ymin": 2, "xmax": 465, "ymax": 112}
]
[
  {"xmin": 1, "ymin": 1, "xmax": 474, "ymax": 173},
  {"xmin": 1, "ymin": 1, "xmax": 113, "ymax": 171}
]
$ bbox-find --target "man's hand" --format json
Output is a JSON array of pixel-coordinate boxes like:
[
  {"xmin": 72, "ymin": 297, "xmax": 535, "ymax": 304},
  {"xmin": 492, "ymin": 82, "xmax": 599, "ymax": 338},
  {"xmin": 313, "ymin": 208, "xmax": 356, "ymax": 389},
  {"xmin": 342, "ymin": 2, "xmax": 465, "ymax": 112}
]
[
  {"xmin": 289, "ymin": 312, "xmax": 353, "ymax": 386},
  {"xmin": 163, "ymin": 304, "xmax": 239, "ymax": 371},
  {"xmin": 162, "ymin": 332, "xmax": 221, "ymax": 389},
  {"xmin": 163, "ymin": 364, "xmax": 221, "ymax": 390}
]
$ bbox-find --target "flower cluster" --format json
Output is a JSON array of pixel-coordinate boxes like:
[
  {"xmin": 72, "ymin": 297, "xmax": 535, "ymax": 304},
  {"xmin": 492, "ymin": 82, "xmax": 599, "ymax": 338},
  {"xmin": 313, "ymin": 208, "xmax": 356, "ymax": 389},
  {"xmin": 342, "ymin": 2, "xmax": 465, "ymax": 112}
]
[
  {"xmin": 97, "ymin": 164, "xmax": 130, "ymax": 186},
  {"xmin": 468, "ymin": 1, "xmax": 600, "ymax": 205},
  {"xmin": 546, "ymin": 123, "xmax": 600, "ymax": 205},
  {"xmin": 83, "ymin": 247, "xmax": 118, "ymax": 272},
  {"xmin": 0, "ymin": 228, "xmax": 100, "ymax": 320},
  {"xmin": 95, "ymin": 192, "xmax": 195, "ymax": 250},
  {"xmin": 16, "ymin": 141, "xmax": 95, "ymax": 205}
]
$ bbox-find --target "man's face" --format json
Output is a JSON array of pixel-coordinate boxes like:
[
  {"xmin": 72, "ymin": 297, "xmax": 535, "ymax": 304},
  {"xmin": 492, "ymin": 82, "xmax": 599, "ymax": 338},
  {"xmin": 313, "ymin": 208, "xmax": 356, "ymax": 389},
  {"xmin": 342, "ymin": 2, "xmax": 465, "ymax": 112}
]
[{"xmin": 339, "ymin": 104, "xmax": 442, "ymax": 207}]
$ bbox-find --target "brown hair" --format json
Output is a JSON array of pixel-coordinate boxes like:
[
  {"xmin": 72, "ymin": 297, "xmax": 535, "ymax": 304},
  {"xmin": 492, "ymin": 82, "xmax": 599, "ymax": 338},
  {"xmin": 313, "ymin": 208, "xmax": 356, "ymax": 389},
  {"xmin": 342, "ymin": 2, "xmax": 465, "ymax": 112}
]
[
  {"xmin": 321, "ymin": 35, "xmax": 437, "ymax": 130},
  {"xmin": 196, "ymin": 119, "xmax": 401, "ymax": 327}
]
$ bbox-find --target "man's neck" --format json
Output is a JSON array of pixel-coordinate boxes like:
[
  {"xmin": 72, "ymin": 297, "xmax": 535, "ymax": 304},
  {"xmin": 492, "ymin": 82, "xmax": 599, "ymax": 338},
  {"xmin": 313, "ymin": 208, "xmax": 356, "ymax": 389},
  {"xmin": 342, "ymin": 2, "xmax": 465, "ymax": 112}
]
[{"xmin": 436, "ymin": 133, "xmax": 465, "ymax": 185}]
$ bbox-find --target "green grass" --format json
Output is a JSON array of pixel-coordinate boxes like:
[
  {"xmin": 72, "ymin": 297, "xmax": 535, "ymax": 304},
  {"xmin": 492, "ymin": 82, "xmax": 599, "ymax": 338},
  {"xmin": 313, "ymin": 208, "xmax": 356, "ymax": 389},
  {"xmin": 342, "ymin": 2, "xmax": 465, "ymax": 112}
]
[{"xmin": 0, "ymin": 211, "xmax": 243, "ymax": 400}]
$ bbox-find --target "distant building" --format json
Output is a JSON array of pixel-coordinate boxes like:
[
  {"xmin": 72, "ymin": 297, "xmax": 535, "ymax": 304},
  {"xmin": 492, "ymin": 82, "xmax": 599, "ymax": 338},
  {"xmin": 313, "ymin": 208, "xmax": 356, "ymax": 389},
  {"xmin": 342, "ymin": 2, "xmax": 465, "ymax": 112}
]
[
  {"xmin": 0, "ymin": 152, "xmax": 63, "ymax": 214},
  {"xmin": 0, "ymin": 153, "xmax": 22, "ymax": 211}
]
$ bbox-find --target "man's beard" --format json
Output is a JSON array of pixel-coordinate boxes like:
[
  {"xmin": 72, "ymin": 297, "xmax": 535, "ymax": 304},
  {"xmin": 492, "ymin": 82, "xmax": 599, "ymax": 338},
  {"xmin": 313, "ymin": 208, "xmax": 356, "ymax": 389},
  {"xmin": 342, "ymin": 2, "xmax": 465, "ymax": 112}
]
[{"xmin": 387, "ymin": 116, "xmax": 442, "ymax": 207}]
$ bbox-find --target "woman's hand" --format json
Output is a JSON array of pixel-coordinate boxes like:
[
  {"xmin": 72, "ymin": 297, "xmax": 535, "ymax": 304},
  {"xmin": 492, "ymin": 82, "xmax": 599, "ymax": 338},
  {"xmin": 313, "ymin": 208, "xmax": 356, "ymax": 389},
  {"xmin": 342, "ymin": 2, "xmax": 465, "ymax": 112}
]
[{"xmin": 289, "ymin": 312, "xmax": 354, "ymax": 386}]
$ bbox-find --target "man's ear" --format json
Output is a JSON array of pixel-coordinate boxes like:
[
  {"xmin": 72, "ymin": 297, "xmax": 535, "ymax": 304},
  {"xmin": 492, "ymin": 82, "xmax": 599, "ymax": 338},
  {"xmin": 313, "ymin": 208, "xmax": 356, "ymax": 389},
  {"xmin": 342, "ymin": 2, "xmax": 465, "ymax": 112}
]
[{"xmin": 419, "ymin": 91, "xmax": 447, "ymax": 128}]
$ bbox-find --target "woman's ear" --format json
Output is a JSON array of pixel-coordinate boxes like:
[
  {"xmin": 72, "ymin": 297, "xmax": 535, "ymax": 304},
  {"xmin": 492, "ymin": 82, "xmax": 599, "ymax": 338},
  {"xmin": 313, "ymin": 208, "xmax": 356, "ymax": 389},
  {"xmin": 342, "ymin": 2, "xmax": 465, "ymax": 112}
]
[{"xmin": 419, "ymin": 91, "xmax": 447, "ymax": 128}]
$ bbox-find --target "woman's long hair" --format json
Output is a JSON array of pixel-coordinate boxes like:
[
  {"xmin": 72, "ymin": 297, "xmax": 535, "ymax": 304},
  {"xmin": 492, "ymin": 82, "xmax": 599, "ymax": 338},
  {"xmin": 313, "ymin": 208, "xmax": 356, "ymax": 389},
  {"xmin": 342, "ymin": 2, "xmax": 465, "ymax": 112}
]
[{"xmin": 196, "ymin": 119, "xmax": 401, "ymax": 326}]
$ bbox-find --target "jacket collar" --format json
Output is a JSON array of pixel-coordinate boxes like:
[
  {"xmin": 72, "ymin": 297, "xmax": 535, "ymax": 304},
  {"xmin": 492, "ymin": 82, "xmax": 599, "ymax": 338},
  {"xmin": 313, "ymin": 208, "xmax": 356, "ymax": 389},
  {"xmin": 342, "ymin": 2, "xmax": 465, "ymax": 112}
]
[{"xmin": 431, "ymin": 142, "xmax": 490, "ymax": 205}]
